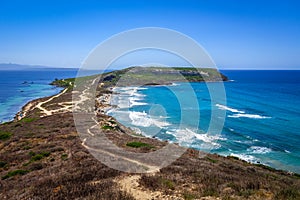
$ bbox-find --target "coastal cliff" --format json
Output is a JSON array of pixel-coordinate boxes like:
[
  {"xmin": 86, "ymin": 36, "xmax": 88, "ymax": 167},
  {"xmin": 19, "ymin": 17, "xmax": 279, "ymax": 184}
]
[{"xmin": 0, "ymin": 67, "xmax": 300, "ymax": 200}]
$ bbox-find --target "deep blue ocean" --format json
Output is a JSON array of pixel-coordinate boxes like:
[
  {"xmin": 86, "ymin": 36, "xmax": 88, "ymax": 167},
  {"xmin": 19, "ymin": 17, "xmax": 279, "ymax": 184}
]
[
  {"xmin": 0, "ymin": 69, "xmax": 79, "ymax": 122},
  {"xmin": 109, "ymin": 70, "xmax": 300, "ymax": 173}
]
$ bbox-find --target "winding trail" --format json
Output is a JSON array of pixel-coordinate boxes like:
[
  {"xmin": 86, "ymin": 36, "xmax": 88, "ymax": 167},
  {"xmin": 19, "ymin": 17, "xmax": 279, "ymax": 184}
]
[
  {"xmin": 117, "ymin": 175, "xmax": 163, "ymax": 200},
  {"xmin": 35, "ymin": 88, "xmax": 68, "ymax": 116},
  {"xmin": 17, "ymin": 87, "xmax": 69, "ymax": 120}
]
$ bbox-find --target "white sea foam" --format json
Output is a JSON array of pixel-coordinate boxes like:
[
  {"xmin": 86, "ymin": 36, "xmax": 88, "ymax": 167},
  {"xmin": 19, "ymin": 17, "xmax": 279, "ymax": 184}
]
[
  {"xmin": 112, "ymin": 86, "xmax": 148, "ymax": 108},
  {"xmin": 234, "ymin": 140, "xmax": 253, "ymax": 145},
  {"xmin": 129, "ymin": 111, "xmax": 170, "ymax": 128},
  {"xmin": 128, "ymin": 96, "xmax": 147, "ymax": 107},
  {"xmin": 230, "ymin": 153, "xmax": 258, "ymax": 163},
  {"xmin": 130, "ymin": 127, "xmax": 144, "ymax": 135},
  {"xmin": 169, "ymin": 128, "xmax": 196, "ymax": 144},
  {"xmin": 216, "ymin": 104, "xmax": 245, "ymax": 114},
  {"xmin": 216, "ymin": 104, "xmax": 271, "ymax": 119},
  {"xmin": 228, "ymin": 113, "xmax": 271, "ymax": 119},
  {"xmin": 165, "ymin": 131, "xmax": 174, "ymax": 135},
  {"xmin": 248, "ymin": 146, "xmax": 272, "ymax": 154},
  {"xmin": 166, "ymin": 128, "xmax": 225, "ymax": 149},
  {"xmin": 117, "ymin": 86, "xmax": 146, "ymax": 97}
]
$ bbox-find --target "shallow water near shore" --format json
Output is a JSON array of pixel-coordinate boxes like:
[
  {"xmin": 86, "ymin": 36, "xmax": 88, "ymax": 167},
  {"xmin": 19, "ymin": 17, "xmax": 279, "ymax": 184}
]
[{"xmin": 109, "ymin": 70, "xmax": 300, "ymax": 173}]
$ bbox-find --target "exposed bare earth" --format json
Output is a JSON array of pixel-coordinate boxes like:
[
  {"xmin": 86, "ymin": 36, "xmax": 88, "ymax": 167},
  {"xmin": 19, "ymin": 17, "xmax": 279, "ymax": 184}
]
[{"xmin": 1, "ymin": 75, "xmax": 300, "ymax": 200}]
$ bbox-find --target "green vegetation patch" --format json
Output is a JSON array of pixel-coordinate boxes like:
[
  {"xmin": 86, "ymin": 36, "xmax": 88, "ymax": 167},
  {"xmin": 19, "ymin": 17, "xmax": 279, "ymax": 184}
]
[
  {"xmin": 227, "ymin": 155, "xmax": 240, "ymax": 160},
  {"xmin": 206, "ymin": 156, "xmax": 218, "ymax": 163},
  {"xmin": 51, "ymin": 78, "xmax": 75, "ymax": 87},
  {"xmin": 30, "ymin": 152, "xmax": 50, "ymax": 162},
  {"xmin": 101, "ymin": 125, "xmax": 114, "ymax": 130},
  {"xmin": 24, "ymin": 151, "xmax": 51, "ymax": 166},
  {"xmin": 23, "ymin": 151, "xmax": 50, "ymax": 166},
  {"xmin": 21, "ymin": 117, "xmax": 37, "ymax": 123},
  {"xmin": 61, "ymin": 154, "xmax": 68, "ymax": 160},
  {"xmin": 0, "ymin": 131, "xmax": 12, "ymax": 140},
  {"xmin": 183, "ymin": 192, "xmax": 197, "ymax": 200},
  {"xmin": 2, "ymin": 169, "xmax": 29, "ymax": 180},
  {"xmin": 126, "ymin": 141, "xmax": 154, "ymax": 148},
  {"xmin": 161, "ymin": 178, "xmax": 175, "ymax": 190}
]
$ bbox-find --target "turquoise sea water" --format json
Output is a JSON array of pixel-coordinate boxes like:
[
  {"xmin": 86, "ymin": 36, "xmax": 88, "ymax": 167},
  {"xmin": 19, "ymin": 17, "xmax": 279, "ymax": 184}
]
[{"xmin": 109, "ymin": 70, "xmax": 300, "ymax": 173}]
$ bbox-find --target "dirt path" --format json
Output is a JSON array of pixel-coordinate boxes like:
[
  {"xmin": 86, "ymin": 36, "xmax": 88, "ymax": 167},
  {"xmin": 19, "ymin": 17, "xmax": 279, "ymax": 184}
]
[
  {"xmin": 117, "ymin": 175, "xmax": 186, "ymax": 200},
  {"xmin": 17, "ymin": 87, "xmax": 69, "ymax": 120},
  {"xmin": 18, "ymin": 77, "xmax": 97, "ymax": 119},
  {"xmin": 117, "ymin": 175, "xmax": 162, "ymax": 200},
  {"xmin": 35, "ymin": 88, "xmax": 68, "ymax": 116},
  {"xmin": 81, "ymin": 138, "xmax": 160, "ymax": 173}
]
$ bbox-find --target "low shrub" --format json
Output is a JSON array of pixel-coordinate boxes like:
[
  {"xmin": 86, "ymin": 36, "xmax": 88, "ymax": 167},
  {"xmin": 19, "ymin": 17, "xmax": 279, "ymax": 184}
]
[
  {"xmin": 102, "ymin": 125, "xmax": 114, "ymax": 130},
  {"xmin": 2, "ymin": 169, "xmax": 29, "ymax": 180},
  {"xmin": 227, "ymin": 155, "xmax": 240, "ymax": 160},
  {"xmin": 61, "ymin": 154, "xmax": 68, "ymax": 160},
  {"xmin": 161, "ymin": 178, "xmax": 175, "ymax": 190},
  {"xmin": 30, "ymin": 152, "xmax": 50, "ymax": 162},
  {"xmin": 0, "ymin": 131, "xmax": 12, "ymax": 140},
  {"xmin": 126, "ymin": 141, "xmax": 154, "ymax": 148},
  {"xmin": 21, "ymin": 117, "xmax": 37, "ymax": 123},
  {"xmin": 183, "ymin": 192, "xmax": 196, "ymax": 200},
  {"xmin": 206, "ymin": 157, "xmax": 217, "ymax": 163}
]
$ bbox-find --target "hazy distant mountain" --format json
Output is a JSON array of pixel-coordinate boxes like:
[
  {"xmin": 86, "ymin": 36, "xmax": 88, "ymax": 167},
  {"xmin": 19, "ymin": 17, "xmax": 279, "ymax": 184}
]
[{"xmin": 0, "ymin": 63, "xmax": 78, "ymax": 71}]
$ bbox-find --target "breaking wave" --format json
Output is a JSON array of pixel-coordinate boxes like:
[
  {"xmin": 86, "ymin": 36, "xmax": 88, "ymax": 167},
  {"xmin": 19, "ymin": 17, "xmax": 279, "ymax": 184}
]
[
  {"xmin": 129, "ymin": 111, "xmax": 170, "ymax": 128},
  {"xmin": 216, "ymin": 104, "xmax": 271, "ymax": 119},
  {"xmin": 166, "ymin": 128, "xmax": 225, "ymax": 149},
  {"xmin": 248, "ymin": 146, "xmax": 272, "ymax": 154}
]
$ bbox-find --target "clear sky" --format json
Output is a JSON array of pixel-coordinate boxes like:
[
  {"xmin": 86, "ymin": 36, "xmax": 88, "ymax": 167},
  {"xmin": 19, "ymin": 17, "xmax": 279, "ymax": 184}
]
[{"xmin": 0, "ymin": 0, "xmax": 299, "ymax": 69}]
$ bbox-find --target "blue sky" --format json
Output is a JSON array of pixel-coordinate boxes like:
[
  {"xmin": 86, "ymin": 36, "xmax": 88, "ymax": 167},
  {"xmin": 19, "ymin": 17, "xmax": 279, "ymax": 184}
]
[{"xmin": 0, "ymin": 0, "xmax": 299, "ymax": 69}]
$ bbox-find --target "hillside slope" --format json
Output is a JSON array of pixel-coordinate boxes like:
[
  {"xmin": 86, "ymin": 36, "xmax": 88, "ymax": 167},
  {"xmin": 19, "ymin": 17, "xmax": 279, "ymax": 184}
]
[{"xmin": 1, "ymin": 67, "xmax": 299, "ymax": 200}]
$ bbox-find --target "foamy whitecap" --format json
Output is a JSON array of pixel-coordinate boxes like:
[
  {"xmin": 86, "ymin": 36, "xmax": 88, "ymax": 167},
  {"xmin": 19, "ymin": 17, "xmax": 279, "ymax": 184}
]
[
  {"xmin": 129, "ymin": 111, "xmax": 170, "ymax": 128},
  {"xmin": 216, "ymin": 104, "xmax": 245, "ymax": 114},
  {"xmin": 248, "ymin": 146, "xmax": 272, "ymax": 154},
  {"xmin": 230, "ymin": 153, "xmax": 258, "ymax": 163},
  {"xmin": 228, "ymin": 113, "xmax": 271, "ymax": 119},
  {"xmin": 167, "ymin": 128, "xmax": 224, "ymax": 149},
  {"xmin": 117, "ymin": 86, "xmax": 146, "ymax": 97},
  {"xmin": 216, "ymin": 104, "xmax": 271, "ymax": 119},
  {"xmin": 128, "ymin": 96, "xmax": 147, "ymax": 107},
  {"xmin": 112, "ymin": 87, "xmax": 148, "ymax": 108},
  {"xmin": 168, "ymin": 128, "xmax": 195, "ymax": 144}
]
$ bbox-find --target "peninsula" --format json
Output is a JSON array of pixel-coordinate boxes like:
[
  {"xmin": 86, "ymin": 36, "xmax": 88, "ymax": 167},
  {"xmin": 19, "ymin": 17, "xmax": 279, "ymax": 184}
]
[{"xmin": 0, "ymin": 67, "xmax": 299, "ymax": 200}]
